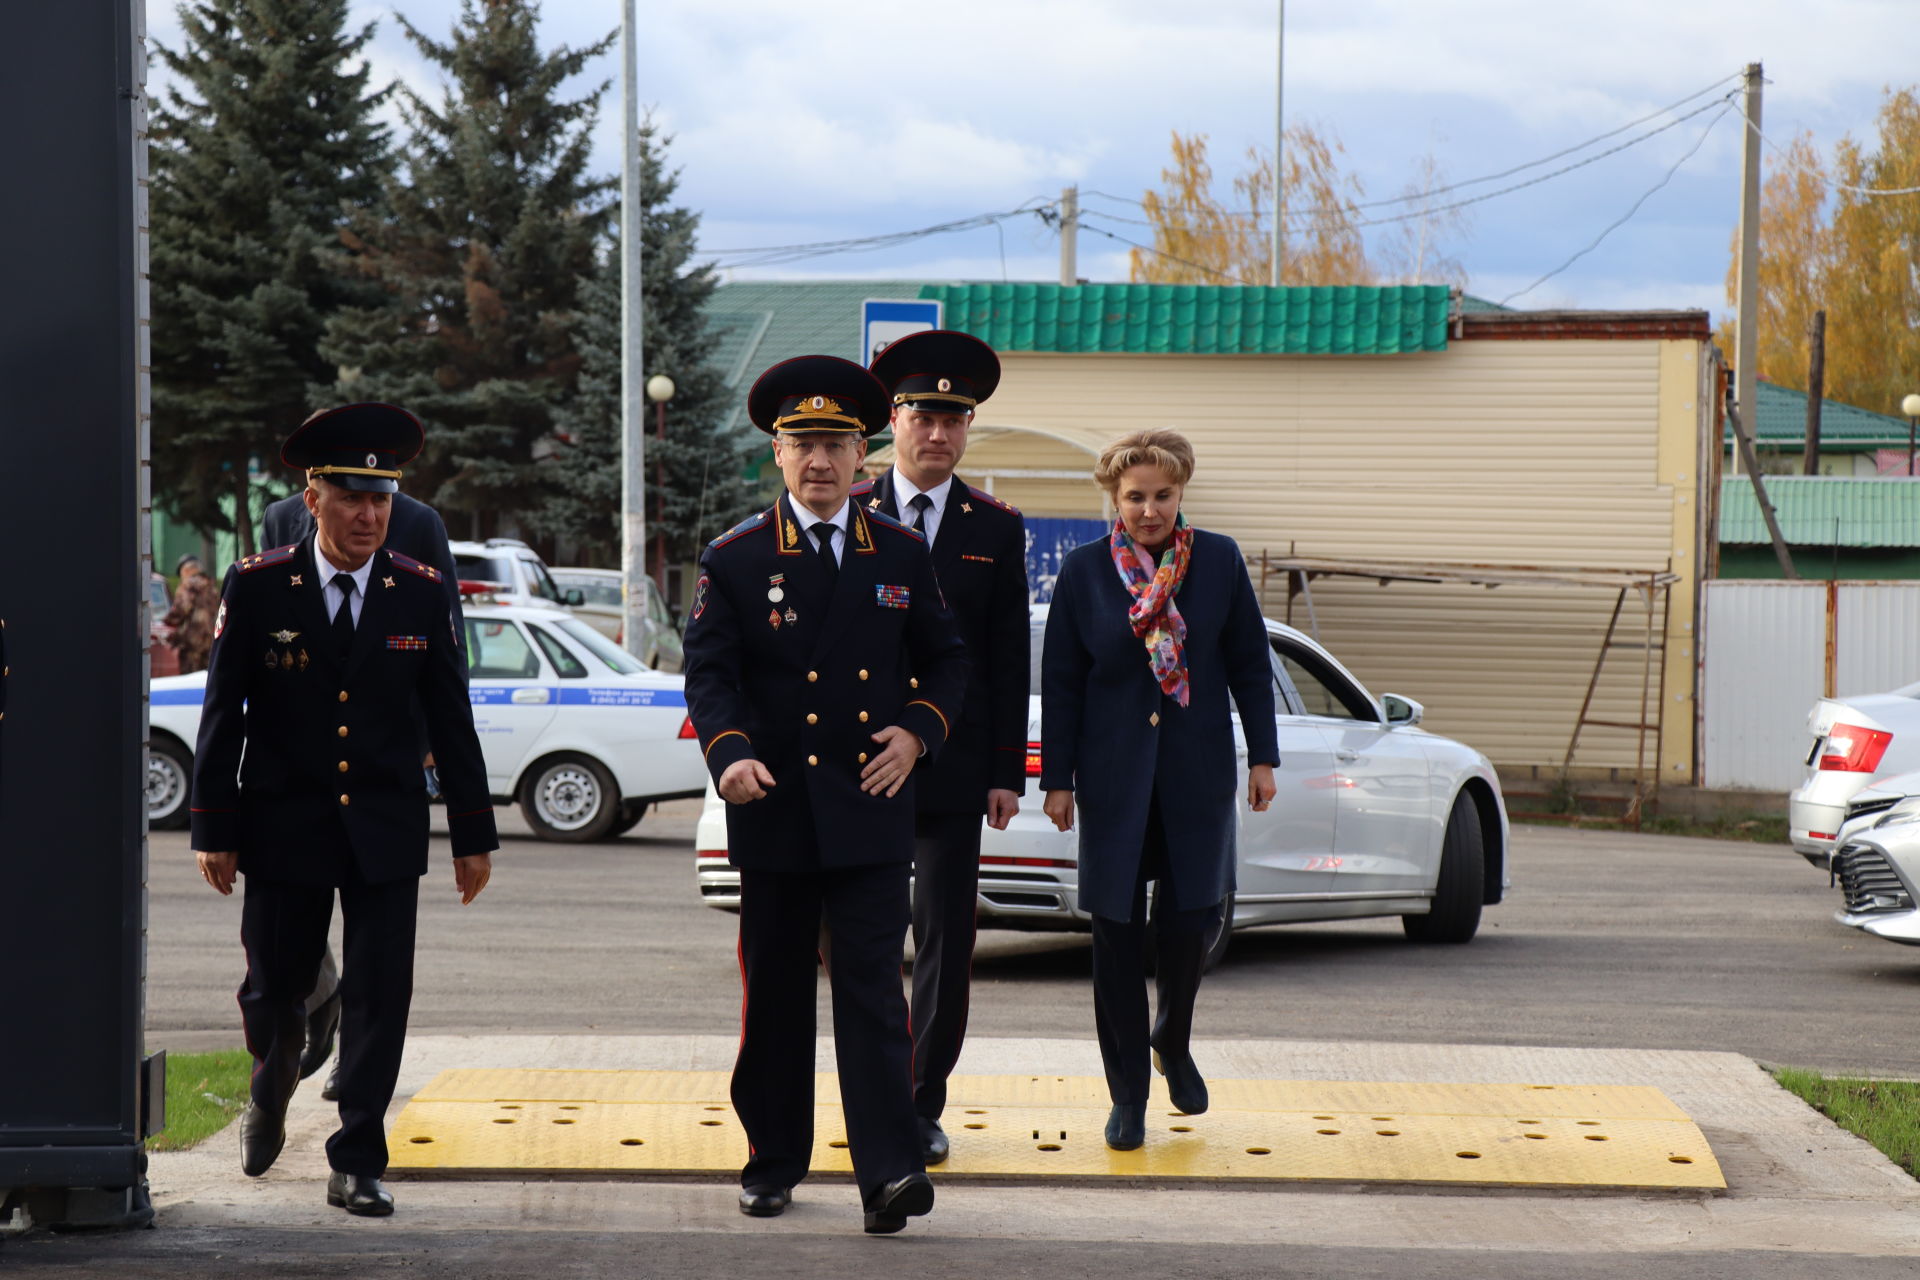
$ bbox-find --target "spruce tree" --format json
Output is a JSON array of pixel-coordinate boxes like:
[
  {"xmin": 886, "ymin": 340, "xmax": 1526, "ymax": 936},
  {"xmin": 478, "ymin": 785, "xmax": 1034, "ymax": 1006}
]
[
  {"xmin": 319, "ymin": 0, "xmax": 615, "ymax": 538},
  {"xmin": 150, "ymin": 0, "xmax": 392, "ymax": 551},
  {"xmin": 540, "ymin": 119, "xmax": 764, "ymax": 568}
]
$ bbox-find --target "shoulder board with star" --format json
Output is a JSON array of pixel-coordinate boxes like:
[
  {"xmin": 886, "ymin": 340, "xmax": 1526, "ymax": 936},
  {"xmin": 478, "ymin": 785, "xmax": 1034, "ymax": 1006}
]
[
  {"xmin": 866, "ymin": 508, "xmax": 925, "ymax": 542},
  {"xmin": 235, "ymin": 544, "xmax": 300, "ymax": 574},
  {"xmin": 709, "ymin": 510, "xmax": 771, "ymax": 549},
  {"xmin": 850, "ymin": 478, "xmax": 876, "ymax": 498},
  {"xmin": 387, "ymin": 550, "xmax": 442, "ymax": 582},
  {"xmin": 965, "ymin": 485, "xmax": 1021, "ymax": 517}
]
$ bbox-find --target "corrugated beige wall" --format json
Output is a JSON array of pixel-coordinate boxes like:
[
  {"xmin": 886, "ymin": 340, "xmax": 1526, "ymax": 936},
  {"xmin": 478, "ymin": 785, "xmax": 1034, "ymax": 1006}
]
[{"xmin": 959, "ymin": 339, "xmax": 1705, "ymax": 776}]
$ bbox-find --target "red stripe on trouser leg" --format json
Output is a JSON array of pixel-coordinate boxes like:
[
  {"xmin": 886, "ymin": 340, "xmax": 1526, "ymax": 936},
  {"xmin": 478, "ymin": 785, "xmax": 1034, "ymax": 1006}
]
[{"xmin": 736, "ymin": 927, "xmax": 755, "ymax": 1158}]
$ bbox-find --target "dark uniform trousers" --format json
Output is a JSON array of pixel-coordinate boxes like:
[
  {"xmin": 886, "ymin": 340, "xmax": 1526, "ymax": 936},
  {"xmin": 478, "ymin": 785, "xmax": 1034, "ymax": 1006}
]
[
  {"xmin": 684, "ymin": 494, "xmax": 968, "ymax": 1205},
  {"xmin": 1088, "ymin": 797, "xmax": 1225, "ymax": 1108},
  {"xmin": 854, "ymin": 471, "xmax": 1030, "ymax": 1125}
]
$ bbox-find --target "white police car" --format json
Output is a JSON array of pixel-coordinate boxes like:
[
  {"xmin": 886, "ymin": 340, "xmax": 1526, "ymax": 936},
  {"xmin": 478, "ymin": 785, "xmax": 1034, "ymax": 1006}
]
[{"xmin": 148, "ymin": 601, "xmax": 706, "ymax": 842}]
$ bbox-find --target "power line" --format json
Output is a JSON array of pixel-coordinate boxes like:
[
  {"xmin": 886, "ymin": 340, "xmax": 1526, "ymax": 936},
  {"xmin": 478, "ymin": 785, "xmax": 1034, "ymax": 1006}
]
[
  {"xmin": 1499, "ymin": 102, "xmax": 1734, "ymax": 306},
  {"xmin": 1737, "ymin": 111, "xmax": 1920, "ymax": 197},
  {"xmin": 1075, "ymin": 216, "xmax": 1243, "ymax": 284},
  {"xmin": 702, "ymin": 200, "xmax": 1055, "ymax": 268}
]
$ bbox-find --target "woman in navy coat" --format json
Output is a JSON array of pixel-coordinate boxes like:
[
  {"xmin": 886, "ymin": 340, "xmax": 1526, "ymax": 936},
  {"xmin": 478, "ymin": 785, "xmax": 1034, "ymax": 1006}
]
[{"xmin": 1040, "ymin": 429, "xmax": 1279, "ymax": 1150}]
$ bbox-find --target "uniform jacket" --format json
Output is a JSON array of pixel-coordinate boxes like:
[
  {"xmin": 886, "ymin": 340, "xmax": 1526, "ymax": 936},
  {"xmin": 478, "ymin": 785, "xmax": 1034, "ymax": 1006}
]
[
  {"xmin": 1039, "ymin": 529, "xmax": 1279, "ymax": 922},
  {"xmin": 189, "ymin": 536, "xmax": 498, "ymax": 885},
  {"xmin": 683, "ymin": 492, "xmax": 969, "ymax": 871},
  {"xmin": 852, "ymin": 470, "xmax": 1029, "ymax": 813},
  {"xmin": 262, "ymin": 491, "xmax": 466, "ymax": 671}
]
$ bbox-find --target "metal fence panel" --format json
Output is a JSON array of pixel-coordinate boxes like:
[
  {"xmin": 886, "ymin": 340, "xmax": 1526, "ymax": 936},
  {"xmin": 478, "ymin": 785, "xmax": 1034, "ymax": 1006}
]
[
  {"xmin": 1701, "ymin": 582, "xmax": 1826, "ymax": 790},
  {"xmin": 1836, "ymin": 584, "xmax": 1920, "ymax": 698}
]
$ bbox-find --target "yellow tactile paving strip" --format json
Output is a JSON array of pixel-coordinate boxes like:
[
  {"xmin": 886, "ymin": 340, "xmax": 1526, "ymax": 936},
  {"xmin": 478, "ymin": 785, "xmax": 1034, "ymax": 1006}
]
[{"xmin": 388, "ymin": 1070, "xmax": 1724, "ymax": 1191}]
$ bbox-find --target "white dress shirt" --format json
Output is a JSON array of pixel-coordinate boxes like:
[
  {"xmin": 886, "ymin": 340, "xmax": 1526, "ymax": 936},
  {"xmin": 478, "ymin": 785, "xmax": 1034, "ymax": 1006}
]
[
  {"xmin": 889, "ymin": 469, "xmax": 955, "ymax": 546},
  {"xmin": 316, "ymin": 541, "xmax": 376, "ymax": 628}
]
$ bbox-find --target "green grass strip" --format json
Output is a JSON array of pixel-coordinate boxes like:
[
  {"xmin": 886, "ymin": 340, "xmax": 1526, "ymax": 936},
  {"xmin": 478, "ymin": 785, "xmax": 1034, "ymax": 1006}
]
[
  {"xmin": 1775, "ymin": 1068, "xmax": 1920, "ymax": 1179},
  {"xmin": 149, "ymin": 1049, "xmax": 252, "ymax": 1152}
]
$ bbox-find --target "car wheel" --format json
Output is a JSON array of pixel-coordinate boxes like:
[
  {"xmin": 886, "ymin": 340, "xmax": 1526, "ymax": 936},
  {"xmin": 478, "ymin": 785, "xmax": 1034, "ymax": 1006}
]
[
  {"xmin": 1403, "ymin": 795, "xmax": 1485, "ymax": 944},
  {"xmin": 147, "ymin": 737, "xmax": 192, "ymax": 831},
  {"xmin": 520, "ymin": 753, "xmax": 621, "ymax": 843},
  {"xmin": 611, "ymin": 801, "xmax": 648, "ymax": 837}
]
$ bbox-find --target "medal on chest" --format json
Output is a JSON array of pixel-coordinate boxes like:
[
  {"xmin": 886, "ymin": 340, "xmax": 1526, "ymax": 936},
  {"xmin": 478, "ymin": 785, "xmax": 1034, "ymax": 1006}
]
[{"xmin": 767, "ymin": 573, "xmax": 785, "ymax": 604}]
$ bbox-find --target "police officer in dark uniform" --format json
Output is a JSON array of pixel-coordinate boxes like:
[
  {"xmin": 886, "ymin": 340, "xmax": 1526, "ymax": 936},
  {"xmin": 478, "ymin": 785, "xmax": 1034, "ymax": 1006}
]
[
  {"xmin": 683, "ymin": 356, "xmax": 967, "ymax": 1235},
  {"xmin": 190, "ymin": 403, "xmax": 498, "ymax": 1217},
  {"xmin": 259, "ymin": 445, "xmax": 467, "ymax": 1101},
  {"xmin": 858, "ymin": 330, "xmax": 1029, "ymax": 1164}
]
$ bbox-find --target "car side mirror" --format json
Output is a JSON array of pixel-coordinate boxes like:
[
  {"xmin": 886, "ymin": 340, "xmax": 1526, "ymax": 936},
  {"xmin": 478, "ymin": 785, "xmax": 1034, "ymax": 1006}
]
[
  {"xmin": 1382, "ymin": 693, "xmax": 1423, "ymax": 726},
  {"xmin": 564, "ymin": 588, "xmax": 585, "ymax": 606}
]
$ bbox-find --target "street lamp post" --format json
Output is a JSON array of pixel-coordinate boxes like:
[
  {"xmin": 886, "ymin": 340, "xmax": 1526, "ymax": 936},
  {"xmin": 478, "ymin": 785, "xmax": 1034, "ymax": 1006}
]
[
  {"xmin": 1903, "ymin": 393, "xmax": 1920, "ymax": 478},
  {"xmin": 646, "ymin": 373, "xmax": 675, "ymax": 592}
]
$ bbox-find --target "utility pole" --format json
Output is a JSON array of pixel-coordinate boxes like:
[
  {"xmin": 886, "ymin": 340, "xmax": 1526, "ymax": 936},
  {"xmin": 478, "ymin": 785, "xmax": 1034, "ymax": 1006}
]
[
  {"xmin": 618, "ymin": 0, "xmax": 648, "ymax": 656},
  {"xmin": 1271, "ymin": 0, "xmax": 1285, "ymax": 287},
  {"xmin": 1058, "ymin": 185, "xmax": 1077, "ymax": 287},
  {"xmin": 1730, "ymin": 61, "xmax": 1795, "ymax": 578},
  {"xmin": 1803, "ymin": 309, "xmax": 1825, "ymax": 476}
]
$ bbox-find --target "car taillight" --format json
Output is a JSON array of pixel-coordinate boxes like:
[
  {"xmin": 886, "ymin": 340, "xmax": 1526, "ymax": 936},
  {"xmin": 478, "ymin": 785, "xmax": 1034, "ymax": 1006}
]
[
  {"xmin": 1818, "ymin": 725, "xmax": 1892, "ymax": 773},
  {"xmin": 678, "ymin": 716, "xmax": 698, "ymax": 740},
  {"xmin": 1025, "ymin": 740, "xmax": 1042, "ymax": 777}
]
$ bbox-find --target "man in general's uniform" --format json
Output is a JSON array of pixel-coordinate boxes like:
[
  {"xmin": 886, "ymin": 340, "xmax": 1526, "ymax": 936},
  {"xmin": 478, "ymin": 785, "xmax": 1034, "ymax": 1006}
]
[
  {"xmin": 858, "ymin": 330, "xmax": 1029, "ymax": 1165},
  {"xmin": 191, "ymin": 403, "xmax": 498, "ymax": 1218},
  {"xmin": 683, "ymin": 355, "xmax": 968, "ymax": 1235}
]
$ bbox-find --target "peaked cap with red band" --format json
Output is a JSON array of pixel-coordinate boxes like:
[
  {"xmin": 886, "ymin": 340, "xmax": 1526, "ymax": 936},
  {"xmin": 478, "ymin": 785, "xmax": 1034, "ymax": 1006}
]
[
  {"xmin": 282, "ymin": 402, "xmax": 425, "ymax": 494},
  {"xmin": 747, "ymin": 355, "xmax": 890, "ymax": 437},
  {"xmin": 868, "ymin": 328, "xmax": 1001, "ymax": 414}
]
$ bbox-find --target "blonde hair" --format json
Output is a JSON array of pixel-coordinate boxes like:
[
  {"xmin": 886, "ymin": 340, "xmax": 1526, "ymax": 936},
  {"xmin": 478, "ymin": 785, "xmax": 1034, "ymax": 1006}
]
[{"xmin": 1094, "ymin": 428, "xmax": 1195, "ymax": 494}]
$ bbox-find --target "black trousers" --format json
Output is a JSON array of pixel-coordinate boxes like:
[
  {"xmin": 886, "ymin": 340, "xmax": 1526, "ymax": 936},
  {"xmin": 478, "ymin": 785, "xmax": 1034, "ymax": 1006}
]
[
  {"xmin": 1088, "ymin": 800, "xmax": 1225, "ymax": 1107},
  {"xmin": 909, "ymin": 809, "xmax": 983, "ymax": 1121},
  {"xmin": 238, "ymin": 868, "xmax": 419, "ymax": 1176},
  {"xmin": 733, "ymin": 862, "xmax": 921, "ymax": 1204}
]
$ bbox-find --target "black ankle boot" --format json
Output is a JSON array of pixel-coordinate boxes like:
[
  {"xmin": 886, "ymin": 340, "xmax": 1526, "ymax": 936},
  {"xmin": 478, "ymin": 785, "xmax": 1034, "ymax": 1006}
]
[{"xmin": 1105, "ymin": 1102, "xmax": 1146, "ymax": 1151}]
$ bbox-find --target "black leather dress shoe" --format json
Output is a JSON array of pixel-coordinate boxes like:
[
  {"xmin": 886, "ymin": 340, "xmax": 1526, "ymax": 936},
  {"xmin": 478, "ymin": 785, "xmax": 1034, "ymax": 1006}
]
[
  {"xmin": 238, "ymin": 1101, "xmax": 286, "ymax": 1177},
  {"xmin": 319, "ymin": 1061, "xmax": 342, "ymax": 1103},
  {"xmin": 738, "ymin": 1185, "xmax": 791, "ymax": 1217},
  {"xmin": 918, "ymin": 1116, "xmax": 950, "ymax": 1166},
  {"xmin": 1104, "ymin": 1102, "xmax": 1146, "ymax": 1151},
  {"xmin": 1153, "ymin": 1046, "xmax": 1210, "ymax": 1116},
  {"xmin": 862, "ymin": 1171, "xmax": 935, "ymax": 1235},
  {"xmin": 326, "ymin": 1171, "xmax": 395, "ymax": 1217},
  {"xmin": 299, "ymin": 993, "xmax": 341, "ymax": 1081}
]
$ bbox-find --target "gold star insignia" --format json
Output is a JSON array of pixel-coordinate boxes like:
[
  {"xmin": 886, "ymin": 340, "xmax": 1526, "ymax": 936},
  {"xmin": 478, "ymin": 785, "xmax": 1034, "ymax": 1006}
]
[
  {"xmin": 289, "ymin": 574, "xmax": 304, "ymax": 587},
  {"xmin": 960, "ymin": 502, "xmax": 973, "ymax": 514},
  {"xmin": 868, "ymin": 498, "xmax": 881, "ymax": 510},
  {"xmin": 383, "ymin": 576, "xmax": 396, "ymax": 589}
]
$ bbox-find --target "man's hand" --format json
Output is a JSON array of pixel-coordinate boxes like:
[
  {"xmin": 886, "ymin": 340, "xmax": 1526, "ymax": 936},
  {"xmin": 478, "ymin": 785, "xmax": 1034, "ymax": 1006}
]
[
  {"xmin": 986, "ymin": 788, "xmax": 1021, "ymax": 831},
  {"xmin": 719, "ymin": 758, "xmax": 776, "ymax": 804},
  {"xmin": 1042, "ymin": 790, "xmax": 1075, "ymax": 833},
  {"xmin": 196, "ymin": 850, "xmax": 238, "ymax": 895},
  {"xmin": 454, "ymin": 853, "xmax": 492, "ymax": 905},
  {"xmin": 1247, "ymin": 763, "xmax": 1277, "ymax": 813},
  {"xmin": 860, "ymin": 726, "xmax": 923, "ymax": 798}
]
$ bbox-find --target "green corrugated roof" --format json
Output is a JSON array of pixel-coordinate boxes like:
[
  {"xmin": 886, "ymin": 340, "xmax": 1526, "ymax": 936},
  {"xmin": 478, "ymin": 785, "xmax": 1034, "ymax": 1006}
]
[
  {"xmin": 1720, "ymin": 476, "xmax": 1920, "ymax": 547},
  {"xmin": 1726, "ymin": 381, "xmax": 1913, "ymax": 449},
  {"xmin": 918, "ymin": 283, "xmax": 1451, "ymax": 354}
]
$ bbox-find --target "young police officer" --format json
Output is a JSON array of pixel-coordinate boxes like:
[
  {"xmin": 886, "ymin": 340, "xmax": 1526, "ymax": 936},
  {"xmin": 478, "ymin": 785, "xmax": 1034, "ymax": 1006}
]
[
  {"xmin": 191, "ymin": 403, "xmax": 497, "ymax": 1217},
  {"xmin": 858, "ymin": 330, "xmax": 1029, "ymax": 1164},
  {"xmin": 683, "ymin": 356, "xmax": 967, "ymax": 1234}
]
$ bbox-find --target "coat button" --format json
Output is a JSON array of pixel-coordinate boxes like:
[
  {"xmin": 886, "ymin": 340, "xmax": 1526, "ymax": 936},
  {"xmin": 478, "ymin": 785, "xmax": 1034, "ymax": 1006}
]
[
  {"xmin": 858, "ymin": 669, "xmax": 869, "ymax": 681},
  {"xmin": 910, "ymin": 677, "xmax": 920, "ymax": 689},
  {"xmin": 857, "ymin": 752, "xmax": 868, "ymax": 764},
  {"xmin": 1150, "ymin": 712, "xmax": 1160, "ymax": 726},
  {"xmin": 806, "ymin": 713, "xmax": 818, "ymax": 725},
  {"xmin": 807, "ymin": 671, "xmax": 818, "ymax": 683},
  {"xmin": 337, "ymin": 726, "xmax": 349, "ymax": 738},
  {"xmin": 858, "ymin": 711, "xmax": 869, "ymax": 723},
  {"xmin": 338, "ymin": 691, "xmax": 349, "ymax": 702},
  {"xmin": 807, "ymin": 755, "xmax": 819, "ymax": 767},
  {"xmin": 338, "ymin": 761, "xmax": 349, "ymax": 773},
  {"xmin": 339, "ymin": 794, "xmax": 350, "ymax": 805}
]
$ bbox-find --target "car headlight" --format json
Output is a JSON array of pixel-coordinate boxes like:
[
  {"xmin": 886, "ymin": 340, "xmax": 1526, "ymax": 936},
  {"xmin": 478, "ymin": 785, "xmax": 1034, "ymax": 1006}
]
[{"xmin": 1875, "ymin": 797, "xmax": 1920, "ymax": 831}]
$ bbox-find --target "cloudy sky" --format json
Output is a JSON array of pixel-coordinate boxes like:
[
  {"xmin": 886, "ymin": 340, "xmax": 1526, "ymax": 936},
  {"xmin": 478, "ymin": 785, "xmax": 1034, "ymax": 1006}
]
[{"xmin": 149, "ymin": 0, "xmax": 1913, "ymax": 315}]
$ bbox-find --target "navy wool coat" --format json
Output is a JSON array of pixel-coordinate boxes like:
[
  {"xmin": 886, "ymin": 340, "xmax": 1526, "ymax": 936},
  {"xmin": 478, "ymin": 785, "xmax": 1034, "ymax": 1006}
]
[{"xmin": 1039, "ymin": 529, "xmax": 1279, "ymax": 922}]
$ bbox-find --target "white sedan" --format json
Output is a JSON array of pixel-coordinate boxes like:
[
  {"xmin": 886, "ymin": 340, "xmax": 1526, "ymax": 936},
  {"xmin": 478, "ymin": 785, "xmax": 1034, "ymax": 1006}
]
[
  {"xmin": 1788, "ymin": 681, "xmax": 1920, "ymax": 866},
  {"xmin": 696, "ymin": 608, "xmax": 1510, "ymax": 964},
  {"xmin": 149, "ymin": 602, "xmax": 707, "ymax": 842}
]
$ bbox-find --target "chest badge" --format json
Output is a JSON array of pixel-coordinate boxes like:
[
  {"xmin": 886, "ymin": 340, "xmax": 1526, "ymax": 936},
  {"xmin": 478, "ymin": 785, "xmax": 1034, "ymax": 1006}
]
[
  {"xmin": 783, "ymin": 607, "xmax": 797, "ymax": 625},
  {"xmin": 767, "ymin": 608, "xmax": 782, "ymax": 631},
  {"xmin": 269, "ymin": 629, "xmax": 300, "ymax": 644},
  {"xmin": 768, "ymin": 573, "xmax": 785, "ymax": 604}
]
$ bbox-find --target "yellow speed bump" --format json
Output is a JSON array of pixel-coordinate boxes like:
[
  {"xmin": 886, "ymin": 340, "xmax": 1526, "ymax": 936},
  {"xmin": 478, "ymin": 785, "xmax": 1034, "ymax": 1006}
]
[{"xmin": 387, "ymin": 1070, "xmax": 1723, "ymax": 1191}]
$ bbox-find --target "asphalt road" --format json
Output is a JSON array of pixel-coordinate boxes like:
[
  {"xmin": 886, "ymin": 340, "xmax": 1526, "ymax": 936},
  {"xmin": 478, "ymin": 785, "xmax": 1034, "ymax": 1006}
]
[{"xmin": 147, "ymin": 801, "xmax": 1920, "ymax": 1077}]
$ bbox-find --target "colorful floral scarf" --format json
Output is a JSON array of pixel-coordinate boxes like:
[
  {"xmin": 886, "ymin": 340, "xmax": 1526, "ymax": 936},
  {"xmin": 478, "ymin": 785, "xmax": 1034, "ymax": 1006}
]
[{"xmin": 1110, "ymin": 512, "xmax": 1193, "ymax": 707}]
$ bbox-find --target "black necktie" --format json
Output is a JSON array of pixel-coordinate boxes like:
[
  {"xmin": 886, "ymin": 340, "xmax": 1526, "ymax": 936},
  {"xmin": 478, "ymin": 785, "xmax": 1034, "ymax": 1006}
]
[
  {"xmin": 908, "ymin": 492, "xmax": 932, "ymax": 536},
  {"xmin": 331, "ymin": 573, "xmax": 357, "ymax": 655},
  {"xmin": 811, "ymin": 522, "xmax": 838, "ymax": 585}
]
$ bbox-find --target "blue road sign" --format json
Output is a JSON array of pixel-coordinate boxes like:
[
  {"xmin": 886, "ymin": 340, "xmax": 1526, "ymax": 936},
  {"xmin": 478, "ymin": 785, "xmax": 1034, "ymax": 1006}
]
[{"xmin": 861, "ymin": 298, "xmax": 943, "ymax": 365}]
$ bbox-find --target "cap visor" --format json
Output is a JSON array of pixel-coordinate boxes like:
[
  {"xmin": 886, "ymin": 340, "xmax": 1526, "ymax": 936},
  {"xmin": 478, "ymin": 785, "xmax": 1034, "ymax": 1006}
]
[{"xmin": 324, "ymin": 474, "xmax": 400, "ymax": 494}]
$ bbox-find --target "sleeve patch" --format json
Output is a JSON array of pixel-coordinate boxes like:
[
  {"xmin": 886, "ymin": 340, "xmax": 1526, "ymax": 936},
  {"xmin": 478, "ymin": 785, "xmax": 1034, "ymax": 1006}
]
[{"xmin": 692, "ymin": 575, "xmax": 711, "ymax": 620}]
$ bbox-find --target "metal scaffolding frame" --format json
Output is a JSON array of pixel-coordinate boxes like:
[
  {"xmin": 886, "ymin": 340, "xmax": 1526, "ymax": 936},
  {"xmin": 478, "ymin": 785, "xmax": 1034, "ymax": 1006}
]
[{"xmin": 1256, "ymin": 551, "xmax": 1680, "ymax": 828}]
